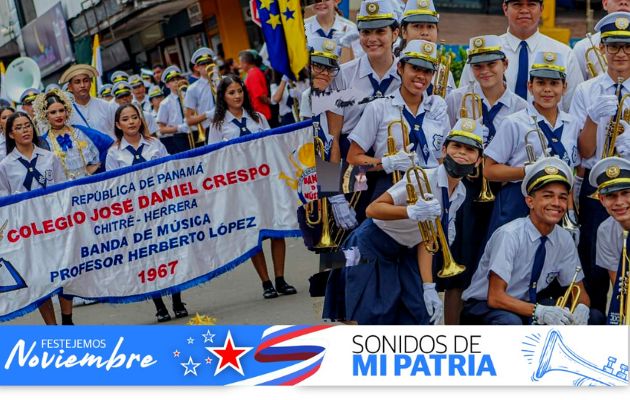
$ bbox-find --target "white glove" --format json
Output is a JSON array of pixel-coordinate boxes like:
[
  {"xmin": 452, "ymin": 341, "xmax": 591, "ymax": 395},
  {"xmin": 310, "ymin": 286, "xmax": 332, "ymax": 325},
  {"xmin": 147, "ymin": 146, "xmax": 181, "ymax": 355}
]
[
  {"xmin": 381, "ymin": 150, "xmax": 414, "ymax": 173},
  {"xmin": 406, "ymin": 195, "xmax": 441, "ymax": 222},
  {"xmin": 329, "ymin": 194, "xmax": 358, "ymax": 230},
  {"xmin": 423, "ymin": 283, "xmax": 443, "ymax": 325},
  {"xmin": 615, "ymin": 121, "xmax": 630, "ymax": 157},
  {"xmin": 426, "ymin": 99, "xmax": 447, "ymax": 121},
  {"xmin": 339, "ymin": 31, "xmax": 360, "ymax": 48},
  {"xmin": 572, "ymin": 303, "xmax": 590, "ymax": 325},
  {"xmin": 573, "ymin": 175, "xmax": 583, "ymax": 209},
  {"xmin": 534, "ymin": 304, "xmax": 574, "ymax": 325},
  {"xmin": 281, "ymin": 75, "xmax": 290, "ymax": 83},
  {"xmin": 177, "ymin": 123, "xmax": 189, "ymax": 133},
  {"xmin": 343, "ymin": 246, "xmax": 361, "ymax": 267},
  {"xmin": 587, "ymin": 94, "xmax": 618, "ymax": 122}
]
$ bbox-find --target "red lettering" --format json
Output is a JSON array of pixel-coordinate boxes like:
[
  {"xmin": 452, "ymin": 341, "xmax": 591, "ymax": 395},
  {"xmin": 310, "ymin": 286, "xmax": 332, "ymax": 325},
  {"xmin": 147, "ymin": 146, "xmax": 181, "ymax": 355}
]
[
  {"xmin": 214, "ymin": 175, "xmax": 227, "ymax": 188},
  {"xmin": 7, "ymin": 229, "xmax": 18, "ymax": 243},
  {"xmin": 202, "ymin": 178, "xmax": 213, "ymax": 190},
  {"xmin": 43, "ymin": 219, "xmax": 54, "ymax": 233},
  {"xmin": 226, "ymin": 171, "xmax": 237, "ymax": 184}
]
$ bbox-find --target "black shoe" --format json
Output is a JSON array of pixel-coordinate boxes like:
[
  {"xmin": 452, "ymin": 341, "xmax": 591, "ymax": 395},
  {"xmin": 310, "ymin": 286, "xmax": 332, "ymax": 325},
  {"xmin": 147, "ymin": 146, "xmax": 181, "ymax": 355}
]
[
  {"xmin": 276, "ymin": 281, "xmax": 297, "ymax": 296},
  {"xmin": 156, "ymin": 308, "xmax": 171, "ymax": 323},
  {"xmin": 173, "ymin": 303, "xmax": 188, "ymax": 319},
  {"xmin": 263, "ymin": 286, "xmax": 278, "ymax": 299}
]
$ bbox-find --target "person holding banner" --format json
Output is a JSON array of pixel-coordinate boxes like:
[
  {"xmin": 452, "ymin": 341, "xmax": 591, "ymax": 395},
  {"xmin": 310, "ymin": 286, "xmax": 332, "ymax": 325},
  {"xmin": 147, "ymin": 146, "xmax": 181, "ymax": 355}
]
[
  {"xmin": 0, "ymin": 111, "xmax": 67, "ymax": 325},
  {"xmin": 208, "ymin": 75, "xmax": 270, "ymax": 143},
  {"xmin": 331, "ymin": 118, "xmax": 483, "ymax": 325},
  {"xmin": 105, "ymin": 103, "xmax": 188, "ymax": 322}
]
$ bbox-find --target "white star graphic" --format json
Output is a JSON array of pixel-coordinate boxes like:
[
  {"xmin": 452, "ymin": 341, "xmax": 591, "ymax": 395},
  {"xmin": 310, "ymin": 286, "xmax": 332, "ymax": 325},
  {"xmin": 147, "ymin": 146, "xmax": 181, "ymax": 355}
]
[
  {"xmin": 187, "ymin": 337, "xmax": 194, "ymax": 344},
  {"xmin": 206, "ymin": 330, "xmax": 252, "ymax": 376},
  {"xmin": 202, "ymin": 329, "xmax": 216, "ymax": 343},
  {"xmin": 180, "ymin": 356, "xmax": 201, "ymax": 376}
]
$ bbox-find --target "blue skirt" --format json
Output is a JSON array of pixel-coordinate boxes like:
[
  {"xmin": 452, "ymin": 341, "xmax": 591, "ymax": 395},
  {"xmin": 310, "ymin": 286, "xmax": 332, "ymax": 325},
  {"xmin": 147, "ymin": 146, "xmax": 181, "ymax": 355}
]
[
  {"xmin": 485, "ymin": 181, "xmax": 529, "ymax": 243},
  {"xmin": 323, "ymin": 219, "xmax": 430, "ymax": 325}
]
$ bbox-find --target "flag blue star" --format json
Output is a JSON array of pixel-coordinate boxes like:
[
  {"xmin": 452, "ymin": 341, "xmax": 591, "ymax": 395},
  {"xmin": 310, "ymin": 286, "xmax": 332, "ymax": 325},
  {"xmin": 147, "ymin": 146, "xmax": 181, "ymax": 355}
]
[
  {"xmin": 283, "ymin": 8, "xmax": 295, "ymax": 20},
  {"xmin": 202, "ymin": 329, "xmax": 216, "ymax": 343},
  {"xmin": 180, "ymin": 356, "xmax": 201, "ymax": 376},
  {"xmin": 187, "ymin": 337, "xmax": 195, "ymax": 344}
]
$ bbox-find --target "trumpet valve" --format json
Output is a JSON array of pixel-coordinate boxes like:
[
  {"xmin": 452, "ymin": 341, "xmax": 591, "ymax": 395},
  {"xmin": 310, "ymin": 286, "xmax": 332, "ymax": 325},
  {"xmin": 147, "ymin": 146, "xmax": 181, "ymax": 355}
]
[{"xmin": 406, "ymin": 184, "xmax": 418, "ymax": 204}]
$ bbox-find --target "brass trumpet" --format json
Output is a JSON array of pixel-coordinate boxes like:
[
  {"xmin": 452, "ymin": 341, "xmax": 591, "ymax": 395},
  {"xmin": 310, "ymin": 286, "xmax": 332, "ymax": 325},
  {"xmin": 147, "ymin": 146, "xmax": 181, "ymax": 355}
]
[
  {"xmin": 313, "ymin": 120, "xmax": 327, "ymax": 160},
  {"xmin": 556, "ymin": 266, "xmax": 582, "ymax": 313},
  {"xmin": 618, "ymin": 230, "xmax": 629, "ymax": 325},
  {"xmin": 384, "ymin": 118, "xmax": 411, "ymax": 184},
  {"xmin": 176, "ymin": 81, "xmax": 196, "ymax": 150},
  {"xmin": 585, "ymin": 33, "xmax": 607, "ymax": 79},
  {"xmin": 206, "ymin": 63, "xmax": 218, "ymax": 102},
  {"xmin": 524, "ymin": 115, "xmax": 550, "ymax": 165},
  {"xmin": 305, "ymin": 197, "xmax": 335, "ymax": 249},
  {"xmin": 602, "ymin": 78, "xmax": 630, "ymax": 159},
  {"xmin": 432, "ymin": 40, "xmax": 451, "ymax": 98},
  {"xmin": 405, "ymin": 161, "xmax": 466, "ymax": 278}
]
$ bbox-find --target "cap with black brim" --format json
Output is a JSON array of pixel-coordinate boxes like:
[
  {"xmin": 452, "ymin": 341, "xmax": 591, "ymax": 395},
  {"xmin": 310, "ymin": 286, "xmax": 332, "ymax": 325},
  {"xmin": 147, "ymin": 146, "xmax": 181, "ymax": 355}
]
[
  {"xmin": 401, "ymin": 13, "xmax": 438, "ymax": 24},
  {"xmin": 468, "ymin": 51, "xmax": 506, "ymax": 65},
  {"xmin": 402, "ymin": 56, "xmax": 437, "ymax": 71}
]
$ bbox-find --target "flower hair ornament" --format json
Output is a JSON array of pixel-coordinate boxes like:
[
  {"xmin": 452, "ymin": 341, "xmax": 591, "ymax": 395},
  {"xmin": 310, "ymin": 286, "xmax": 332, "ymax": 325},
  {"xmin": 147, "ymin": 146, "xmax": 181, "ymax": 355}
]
[{"xmin": 33, "ymin": 88, "xmax": 74, "ymax": 128}]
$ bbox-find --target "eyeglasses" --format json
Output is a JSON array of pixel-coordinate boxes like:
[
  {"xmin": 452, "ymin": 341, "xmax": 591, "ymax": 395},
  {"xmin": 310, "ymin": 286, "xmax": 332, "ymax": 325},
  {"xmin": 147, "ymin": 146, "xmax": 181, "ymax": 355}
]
[
  {"xmin": 312, "ymin": 63, "xmax": 340, "ymax": 77},
  {"xmin": 12, "ymin": 123, "xmax": 32, "ymax": 132},
  {"xmin": 605, "ymin": 43, "xmax": 630, "ymax": 55}
]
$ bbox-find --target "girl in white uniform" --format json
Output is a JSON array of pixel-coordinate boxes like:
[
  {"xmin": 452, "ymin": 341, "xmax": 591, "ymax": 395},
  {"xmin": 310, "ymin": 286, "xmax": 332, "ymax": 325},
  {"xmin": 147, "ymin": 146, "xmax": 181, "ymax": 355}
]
[
  {"xmin": 207, "ymin": 75, "xmax": 270, "ymax": 144},
  {"xmin": 105, "ymin": 103, "xmax": 186, "ymax": 322},
  {"xmin": 0, "ymin": 111, "xmax": 66, "ymax": 325},
  {"xmin": 304, "ymin": 0, "xmax": 363, "ymax": 60},
  {"xmin": 0, "ymin": 106, "xmax": 15, "ymax": 161}
]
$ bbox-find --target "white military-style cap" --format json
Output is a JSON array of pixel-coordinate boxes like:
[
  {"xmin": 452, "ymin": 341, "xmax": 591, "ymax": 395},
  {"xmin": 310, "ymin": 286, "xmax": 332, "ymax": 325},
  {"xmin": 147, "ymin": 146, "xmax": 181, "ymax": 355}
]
[
  {"xmin": 399, "ymin": 39, "xmax": 439, "ymax": 71},
  {"xmin": 589, "ymin": 156, "xmax": 630, "ymax": 196},
  {"xmin": 357, "ymin": 0, "xmax": 397, "ymax": 30},
  {"xmin": 521, "ymin": 156, "xmax": 573, "ymax": 197},
  {"xmin": 191, "ymin": 47, "xmax": 216, "ymax": 65},
  {"xmin": 161, "ymin": 65, "xmax": 182, "ymax": 84},
  {"xmin": 401, "ymin": 0, "xmax": 439, "ymax": 24},
  {"xmin": 111, "ymin": 70, "xmax": 129, "ymax": 84},
  {"xmin": 445, "ymin": 118, "xmax": 484, "ymax": 152},
  {"xmin": 529, "ymin": 51, "xmax": 567, "ymax": 80},
  {"xmin": 98, "ymin": 83, "xmax": 113, "ymax": 97},
  {"xmin": 112, "ymin": 81, "xmax": 132, "ymax": 98},
  {"xmin": 309, "ymin": 37, "xmax": 341, "ymax": 68},
  {"xmin": 595, "ymin": 12, "xmax": 630, "ymax": 44},
  {"xmin": 467, "ymin": 35, "xmax": 505, "ymax": 64}
]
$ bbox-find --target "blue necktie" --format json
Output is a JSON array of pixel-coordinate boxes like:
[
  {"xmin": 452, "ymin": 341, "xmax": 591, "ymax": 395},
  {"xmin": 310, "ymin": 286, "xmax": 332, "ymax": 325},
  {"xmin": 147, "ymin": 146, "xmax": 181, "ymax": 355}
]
[
  {"xmin": 426, "ymin": 83, "xmax": 433, "ymax": 96},
  {"xmin": 286, "ymin": 94, "xmax": 294, "ymax": 108},
  {"xmin": 315, "ymin": 28, "xmax": 335, "ymax": 39},
  {"xmin": 537, "ymin": 120, "xmax": 569, "ymax": 164},
  {"xmin": 16, "ymin": 155, "xmax": 46, "ymax": 191},
  {"xmin": 481, "ymin": 102, "xmax": 504, "ymax": 144},
  {"xmin": 607, "ymin": 233, "xmax": 630, "ymax": 324},
  {"xmin": 401, "ymin": 107, "xmax": 429, "ymax": 162},
  {"xmin": 441, "ymin": 187, "xmax": 451, "ymax": 244},
  {"xmin": 126, "ymin": 144, "xmax": 146, "ymax": 165},
  {"xmin": 529, "ymin": 236, "xmax": 548, "ymax": 303},
  {"xmin": 312, "ymin": 114, "xmax": 332, "ymax": 161},
  {"xmin": 231, "ymin": 117, "xmax": 252, "ymax": 136},
  {"xmin": 367, "ymin": 73, "xmax": 395, "ymax": 97},
  {"xmin": 515, "ymin": 41, "xmax": 529, "ymax": 99},
  {"xmin": 56, "ymin": 134, "xmax": 73, "ymax": 152}
]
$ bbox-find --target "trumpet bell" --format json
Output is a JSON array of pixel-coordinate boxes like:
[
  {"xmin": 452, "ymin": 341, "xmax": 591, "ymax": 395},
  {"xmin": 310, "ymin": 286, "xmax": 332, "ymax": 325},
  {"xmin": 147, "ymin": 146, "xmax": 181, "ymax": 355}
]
[
  {"xmin": 4, "ymin": 57, "xmax": 41, "ymax": 103},
  {"xmin": 437, "ymin": 259, "xmax": 466, "ymax": 278}
]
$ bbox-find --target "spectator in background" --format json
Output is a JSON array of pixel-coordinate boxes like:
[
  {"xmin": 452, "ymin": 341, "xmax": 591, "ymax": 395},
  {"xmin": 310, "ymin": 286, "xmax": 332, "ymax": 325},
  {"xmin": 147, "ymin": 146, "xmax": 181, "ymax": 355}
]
[
  {"xmin": 239, "ymin": 50, "xmax": 271, "ymax": 122},
  {"xmin": 152, "ymin": 64, "xmax": 170, "ymax": 96}
]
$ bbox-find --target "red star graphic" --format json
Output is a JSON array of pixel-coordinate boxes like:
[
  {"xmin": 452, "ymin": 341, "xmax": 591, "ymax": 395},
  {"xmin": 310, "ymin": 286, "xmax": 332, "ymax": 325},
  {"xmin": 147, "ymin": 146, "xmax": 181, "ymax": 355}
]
[
  {"xmin": 206, "ymin": 331, "xmax": 252, "ymax": 376},
  {"xmin": 173, "ymin": 350, "xmax": 180, "ymax": 358}
]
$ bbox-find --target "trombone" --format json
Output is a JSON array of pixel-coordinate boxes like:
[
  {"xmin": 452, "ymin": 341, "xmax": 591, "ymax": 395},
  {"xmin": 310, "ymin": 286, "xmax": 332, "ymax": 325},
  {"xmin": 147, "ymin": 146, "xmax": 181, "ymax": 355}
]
[
  {"xmin": 432, "ymin": 40, "xmax": 451, "ymax": 98},
  {"xmin": 384, "ymin": 117, "xmax": 411, "ymax": 184},
  {"xmin": 176, "ymin": 81, "xmax": 197, "ymax": 150},
  {"xmin": 460, "ymin": 83, "xmax": 495, "ymax": 202},
  {"xmin": 556, "ymin": 266, "xmax": 582, "ymax": 313},
  {"xmin": 405, "ymin": 160, "xmax": 466, "ymax": 278},
  {"xmin": 585, "ymin": 33, "xmax": 607, "ymax": 79}
]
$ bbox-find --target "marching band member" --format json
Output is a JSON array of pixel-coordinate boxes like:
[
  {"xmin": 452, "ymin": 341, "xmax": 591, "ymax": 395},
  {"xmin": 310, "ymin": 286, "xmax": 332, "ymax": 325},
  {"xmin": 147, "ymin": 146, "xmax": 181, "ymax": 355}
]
[
  {"xmin": 148, "ymin": 85, "xmax": 164, "ymax": 121},
  {"xmin": 184, "ymin": 47, "xmax": 218, "ymax": 145},
  {"xmin": 327, "ymin": 0, "xmax": 402, "ymax": 159},
  {"xmin": 207, "ymin": 75, "xmax": 270, "ymax": 143},
  {"xmin": 110, "ymin": 70, "xmax": 129, "ymax": 84},
  {"xmin": 573, "ymin": 12, "xmax": 630, "ymax": 314},
  {"xmin": 462, "ymin": 157, "xmax": 604, "ymax": 325},
  {"xmin": 98, "ymin": 84, "xmax": 114, "ymax": 101},
  {"xmin": 130, "ymin": 74, "xmax": 152, "ymax": 114},
  {"xmin": 104, "ymin": 103, "xmax": 188, "ymax": 322},
  {"xmin": 271, "ymin": 71, "xmax": 308, "ymax": 126},
  {"xmin": 0, "ymin": 106, "xmax": 15, "ymax": 161},
  {"xmin": 444, "ymin": 35, "xmax": 527, "ymax": 324},
  {"xmin": 459, "ymin": 0, "xmax": 583, "ymax": 111},
  {"xmin": 347, "ymin": 39, "xmax": 447, "ymax": 201},
  {"xmin": 329, "ymin": 118, "xmax": 482, "ymax": 325},
  {"xmin": 572, "ymin": 0, "xmax": 630, "ymax": 80},
  {"xmin": 304, "ymin": 0, "xmax": 362, "ymax": 60},
  {"xmin": 396, "ymin": 0, "xmax": 455, "ymax": 96},
  {"xmin": 592, "ymin": 157, "xmax": 630, "ymax": 324},
  {"xmin": 61, "ymin": 64, "xmax": 117, "ymax": 139},
  {"xmin": 0, "ymin": 111, "xmax": 67, "ymax": 325},
  {"xmin": 156, "ymin": 65, "xmax": 191, "ymax": 154},
  {"xmin": 112, "ymin": 82, "xmax": 133, "ymax": 106},
  {"xmin": 19, "ymin": 88, "xmax": 40, "ymax": 120},
  {"xmin": 113, "ymin": 82, "xmax": 158, "ymax": 136},
  {"xmin": 484, "ymin": 51, "xmax": 580, "ymax": 240}
]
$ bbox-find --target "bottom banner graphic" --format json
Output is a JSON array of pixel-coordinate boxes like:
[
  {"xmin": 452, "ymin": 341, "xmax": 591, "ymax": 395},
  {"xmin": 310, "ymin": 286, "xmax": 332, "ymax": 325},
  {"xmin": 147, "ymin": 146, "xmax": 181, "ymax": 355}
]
[{"xmin": 0, "ymin": 326, "xmax": 626, "ymax": 386}]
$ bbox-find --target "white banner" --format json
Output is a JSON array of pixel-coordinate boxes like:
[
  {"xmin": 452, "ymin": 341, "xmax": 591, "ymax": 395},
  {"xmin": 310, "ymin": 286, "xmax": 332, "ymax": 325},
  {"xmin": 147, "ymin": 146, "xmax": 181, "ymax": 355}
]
[{"xmin": 0, "ymin": 122, "xmax": 317, "ymax": 320}]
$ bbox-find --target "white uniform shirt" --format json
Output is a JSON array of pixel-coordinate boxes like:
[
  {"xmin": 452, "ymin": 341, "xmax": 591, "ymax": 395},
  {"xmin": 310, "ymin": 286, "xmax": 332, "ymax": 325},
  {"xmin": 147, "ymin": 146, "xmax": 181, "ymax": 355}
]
[
  {"xmin": 0, "ymin": 133, "xmax": 6, "ymax": 161},
  {"xmin": 459, "ymin": 30, "xmax": 584, "ymax": 111},
  {"xmin": 69, "ymin": 97, "xmax": 117, "ymax": 139},
  {"xmin": 207, "ymin": 110, "xmax": 270, "ymax": 143},
  {"xmin": 569, "ymin": 73, "xmax": 630, "ymax": 168},
  {"xmin": 462, "ymin": 216, "xmax": 583, "ymax": 302},
  {"xmin": 445, "ymin": 82, "xmax": 529, "ymax": 138},
  {"xmin": 373, "ymin": 164, "xmax": 466, "ymax": 248},
  {"xmin": 485, "ymin": 104, "xmax": 580, "ymax": 177},
  {"xmin": 42, "ymin": 127, "xmax": 100, "ymax": 180},
  {"xmin": 595, "ymin": 216, "xmax": 625, "ymax": 273},
  {"xmin": 133, "ymin": 97, "xmax": 153, "ymax": 115},
  {"xmin": 349, "ymin": 90, "xmax": 448, "ymax": 167},
  {"xmin": 271, "ymin": 83, "xmax": 296, "ymax": 118},
  {"xmin": 572, "ymin": 31, "xmax": 603, "ymax": 81},
  {"xmin": 183, "ymin": 76, "xmax": 216, "ymax": 130},
  {"xmin": 304, "ymin": 15, "xmax": 364, "ymax": 59},
  {"xmin": 157, "ymin": 93, "xmax": 187, "ymax": 135},
  {"xmin": 0, "ymin": 146, "xmax": 65, "ymax": 195},
  {"xmin": 331, "ymin": 54, "xmax": 402, "ymax": 134},
  {"xmin": 105, "ymin": 136, "xmax": 169, "ymax": 171}
]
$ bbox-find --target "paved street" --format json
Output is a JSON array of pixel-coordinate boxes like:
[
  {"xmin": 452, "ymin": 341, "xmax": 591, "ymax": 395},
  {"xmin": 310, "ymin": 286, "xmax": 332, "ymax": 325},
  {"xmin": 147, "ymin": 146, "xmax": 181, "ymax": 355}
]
[{"xmin": 2, "ymin": 238, "xmax": 327, "ymax": 326}]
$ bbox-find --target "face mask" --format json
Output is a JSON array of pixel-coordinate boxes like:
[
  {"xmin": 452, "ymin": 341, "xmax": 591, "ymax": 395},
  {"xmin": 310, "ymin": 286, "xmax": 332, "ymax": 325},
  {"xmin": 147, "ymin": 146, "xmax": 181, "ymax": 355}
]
[{"xmin": 443, "ymin": 154, "xmax": 476, "ymax": 178}]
